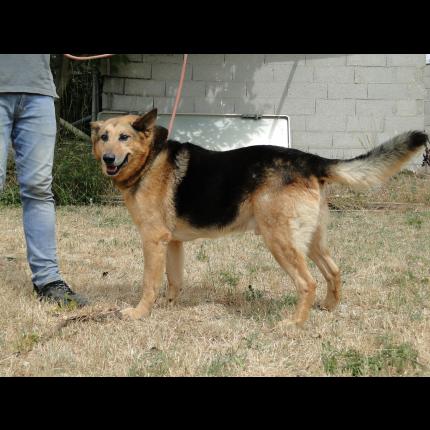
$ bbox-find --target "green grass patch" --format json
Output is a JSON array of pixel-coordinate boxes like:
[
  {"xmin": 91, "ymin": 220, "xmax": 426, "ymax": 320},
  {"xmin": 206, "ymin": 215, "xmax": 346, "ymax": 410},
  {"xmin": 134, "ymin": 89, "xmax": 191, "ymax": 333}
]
[
  {"xmin": 218, "ymin": 270, "xmax": 240, "ymax": 288},
  {"xmin": 203, "ymin": 349, "xmax": 247, "ymax": 376},
  {"xmin": 13, "ymin": 332, "xmax": 40, "ymax": 354},
  {"xmin": 127, "ymin": 349, "xmax": 171, "ymax": 377},
  {"xmin": 406, "ymin": 213, "xmax": 424, "ymax": 228},
  {"xmin": 196, "ymin": 244, "xmax": 209, "ymax": 262},
  {"xmin": 244, "ymin": 285, "xmax": 265, "ymax": 301},
  {"xmin": 1, "ymin": 140, "xmax": 115, "ymax": 206},
  {"xmin": 321, "ymin": 339, "xmax": 421, "ymax": 376}
]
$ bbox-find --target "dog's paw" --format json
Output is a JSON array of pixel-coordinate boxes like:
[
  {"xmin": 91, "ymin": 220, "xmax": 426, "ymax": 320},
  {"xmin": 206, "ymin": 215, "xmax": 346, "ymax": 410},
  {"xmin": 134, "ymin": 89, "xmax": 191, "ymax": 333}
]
[
  {"xmin": 273, "ymin": 318, "xmax": 305, "ymax": 332},
  {"xmin": 120, "ymin": 307, "xmax": 149, "ymax": 320},
  {"xmin": 318, "ymin": 299, "xmax": 339, "ymax": 312}
]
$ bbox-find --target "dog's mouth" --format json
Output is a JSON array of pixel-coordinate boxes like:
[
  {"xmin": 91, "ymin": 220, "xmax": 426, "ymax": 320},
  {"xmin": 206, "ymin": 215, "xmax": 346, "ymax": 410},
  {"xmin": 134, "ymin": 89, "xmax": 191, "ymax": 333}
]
[{"xmin": 105, "ymin": 154, "xmax": 130, "ymax": 176}]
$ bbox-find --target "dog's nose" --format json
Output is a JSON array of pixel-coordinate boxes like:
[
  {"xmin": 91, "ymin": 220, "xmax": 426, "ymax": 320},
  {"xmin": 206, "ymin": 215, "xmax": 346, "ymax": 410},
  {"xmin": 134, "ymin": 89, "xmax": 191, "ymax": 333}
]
[{"xmin": 103, "ymin": 153, "xmax": 116, "ymax": 165}]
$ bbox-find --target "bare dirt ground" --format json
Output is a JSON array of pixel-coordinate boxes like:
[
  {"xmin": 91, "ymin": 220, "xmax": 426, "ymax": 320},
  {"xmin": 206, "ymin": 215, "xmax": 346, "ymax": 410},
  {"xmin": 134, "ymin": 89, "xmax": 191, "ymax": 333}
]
[{"xmin": 1, "ymin": 202, "xmax": 429, "ymax": 376}]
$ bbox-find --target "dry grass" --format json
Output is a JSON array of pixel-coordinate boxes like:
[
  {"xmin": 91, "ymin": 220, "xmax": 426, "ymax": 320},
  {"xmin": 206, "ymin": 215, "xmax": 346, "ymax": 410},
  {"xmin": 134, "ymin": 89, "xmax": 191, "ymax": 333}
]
[{"xmin": 1, "ymin": 203, "xmax": 429, "ymax": 376}]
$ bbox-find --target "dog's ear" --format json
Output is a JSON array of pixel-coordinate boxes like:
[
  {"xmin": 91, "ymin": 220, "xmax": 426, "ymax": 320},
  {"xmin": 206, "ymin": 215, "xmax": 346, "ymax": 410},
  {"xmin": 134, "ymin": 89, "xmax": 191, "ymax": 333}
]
[
  {"xmin": 90, "ymin": 121, "xmax": 104, "ymax": 159},
  {"xmin": 154, "ymin": 126, "xmax": 168, "ymax": 143},
  {"xmin": 132, "ymin": 108, "xmax": 158, "ymax": 132},
  {"xmin": 90, "ymin": 121, "xmax": 103, "ymax": 138}
]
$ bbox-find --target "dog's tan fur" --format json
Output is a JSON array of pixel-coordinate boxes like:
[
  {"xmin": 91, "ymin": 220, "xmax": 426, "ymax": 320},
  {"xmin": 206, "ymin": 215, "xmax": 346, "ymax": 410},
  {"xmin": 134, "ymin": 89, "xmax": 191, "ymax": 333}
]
[{"xmin": 91, "ymin": 110, "xmax": 427, "ymax": 327}]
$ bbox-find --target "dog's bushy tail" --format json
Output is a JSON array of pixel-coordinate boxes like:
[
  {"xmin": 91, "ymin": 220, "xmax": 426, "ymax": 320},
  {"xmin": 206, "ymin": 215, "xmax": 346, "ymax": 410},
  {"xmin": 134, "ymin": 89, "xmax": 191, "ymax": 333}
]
[{"xmin": 326, "ymin": 131, "xmax": 428, "ymax": 188}]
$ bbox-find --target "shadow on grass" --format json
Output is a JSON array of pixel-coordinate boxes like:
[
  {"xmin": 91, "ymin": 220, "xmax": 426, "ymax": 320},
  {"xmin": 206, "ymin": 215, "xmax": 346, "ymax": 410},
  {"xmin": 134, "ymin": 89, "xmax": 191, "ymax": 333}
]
[{"xmin": 176, "ymin": 282, "xmax": 298, "ymax": 324}]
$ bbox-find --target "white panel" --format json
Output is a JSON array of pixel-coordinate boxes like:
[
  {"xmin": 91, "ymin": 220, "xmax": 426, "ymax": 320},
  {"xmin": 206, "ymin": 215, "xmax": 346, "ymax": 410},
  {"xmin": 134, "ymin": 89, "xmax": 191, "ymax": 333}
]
[{"xmin": 157, "ymin": 114, "xmax": 290, "ymax": 151}]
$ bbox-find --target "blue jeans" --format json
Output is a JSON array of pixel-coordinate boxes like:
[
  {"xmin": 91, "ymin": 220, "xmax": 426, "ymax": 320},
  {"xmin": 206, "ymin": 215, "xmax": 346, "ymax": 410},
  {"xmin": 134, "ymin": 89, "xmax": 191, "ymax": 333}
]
[{"xmin": 0, "ymin": 93, "xmax": 62, "ymax": 287}]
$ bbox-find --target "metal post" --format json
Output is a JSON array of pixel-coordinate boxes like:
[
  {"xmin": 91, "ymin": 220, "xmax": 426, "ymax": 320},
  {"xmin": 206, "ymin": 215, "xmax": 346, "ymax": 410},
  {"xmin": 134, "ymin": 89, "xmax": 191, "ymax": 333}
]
[{"xmin": 91, "ymin": 63, "xmax": 99, "ymax": 122}]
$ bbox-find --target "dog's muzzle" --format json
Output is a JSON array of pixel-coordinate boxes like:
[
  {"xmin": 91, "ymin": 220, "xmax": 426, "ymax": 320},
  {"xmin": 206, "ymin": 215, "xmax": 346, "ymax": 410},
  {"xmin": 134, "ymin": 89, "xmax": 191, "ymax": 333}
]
[{"xmin": 103, "ymin": 153, "xmax": 130, "ymax": 176}]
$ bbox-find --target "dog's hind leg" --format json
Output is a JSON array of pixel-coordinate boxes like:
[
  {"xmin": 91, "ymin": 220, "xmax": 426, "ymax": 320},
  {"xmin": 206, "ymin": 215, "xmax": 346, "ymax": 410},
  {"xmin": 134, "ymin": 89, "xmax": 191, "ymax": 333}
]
[
  {"xmin": 308, "ymin": 225, "xmax": 341, "ymax": 312},
  {"xmin": 166, "ymin": 240, "xmax": 184, "ymax": 305},
  {"xmin": 254, "ymin": 207, "xmax": 318, "ymax": 327},
  {"xmin": 253, "ymin": 183, "xmax": 323, "ymax": 327},
  {"xmin": 261, "ymin": 228, "xmax": 317, "ymax": 327}
]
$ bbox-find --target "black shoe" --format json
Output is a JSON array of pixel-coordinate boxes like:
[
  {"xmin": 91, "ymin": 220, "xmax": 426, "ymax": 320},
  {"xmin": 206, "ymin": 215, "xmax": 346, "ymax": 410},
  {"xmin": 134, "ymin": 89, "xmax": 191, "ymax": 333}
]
[{"xmin": 33, "ymin": 280, "xmax": 89, "ymax": 307}]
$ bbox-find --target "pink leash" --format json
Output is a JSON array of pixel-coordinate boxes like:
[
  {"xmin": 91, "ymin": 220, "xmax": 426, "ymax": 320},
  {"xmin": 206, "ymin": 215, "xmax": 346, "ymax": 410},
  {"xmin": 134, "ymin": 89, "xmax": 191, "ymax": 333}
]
[
  {"xmin": 167, "ymin": 54, "xmax": 188, "ymax": 139},
  {"xmin": 64, "ymin": 54, "xmax": 115, "ymax": 61}
]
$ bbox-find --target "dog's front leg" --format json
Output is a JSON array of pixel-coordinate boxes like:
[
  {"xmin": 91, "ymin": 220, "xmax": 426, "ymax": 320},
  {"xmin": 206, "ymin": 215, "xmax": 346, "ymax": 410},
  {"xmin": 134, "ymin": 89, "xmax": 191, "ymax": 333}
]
[{"xmin": 121, "ymin": 232, "xmax": 170, "ymax": 320}]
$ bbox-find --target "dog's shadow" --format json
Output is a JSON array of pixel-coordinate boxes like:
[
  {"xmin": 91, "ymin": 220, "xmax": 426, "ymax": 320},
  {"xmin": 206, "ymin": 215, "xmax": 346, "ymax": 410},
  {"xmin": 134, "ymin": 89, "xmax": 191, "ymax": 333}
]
[
  {"xmin": 82, "ymin": 280, "xmax": 327, "ymax": 324},
  {"xmin": 86, "ymin": 280, "xmax": 298, "ymax": 322},
  {"xmin": 160, "ymin": 283, "xmax": 300, "ymax": 323}
]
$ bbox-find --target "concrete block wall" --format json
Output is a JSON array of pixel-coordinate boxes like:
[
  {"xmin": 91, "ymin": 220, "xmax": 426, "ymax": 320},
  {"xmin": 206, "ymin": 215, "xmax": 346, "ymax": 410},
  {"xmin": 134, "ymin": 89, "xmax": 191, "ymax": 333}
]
[
  {"xmin": 425, "ymin": 64, "xmax": 430, "ymax": 136},
  {"xmin": 101, "ymin": 54, "xmax": 427, "ymax": 159}
]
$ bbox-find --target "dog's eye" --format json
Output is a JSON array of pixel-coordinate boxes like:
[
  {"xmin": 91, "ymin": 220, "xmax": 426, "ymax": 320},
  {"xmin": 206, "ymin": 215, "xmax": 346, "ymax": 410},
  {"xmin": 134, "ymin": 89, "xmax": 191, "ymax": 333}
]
[
  {"xmin": 100, "ymin": 133, "xmax": 109, "ymax": 142},
  {"xmin": 119, "ymin": 134, "xmax": 129, "ymax": 142}
]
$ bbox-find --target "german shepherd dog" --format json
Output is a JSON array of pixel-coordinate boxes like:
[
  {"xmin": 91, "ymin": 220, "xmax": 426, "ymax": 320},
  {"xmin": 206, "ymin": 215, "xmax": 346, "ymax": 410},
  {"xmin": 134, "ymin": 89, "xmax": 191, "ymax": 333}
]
[{"xmin": 91, "ymin": 109, "xmax": 428, "ymax": 327}]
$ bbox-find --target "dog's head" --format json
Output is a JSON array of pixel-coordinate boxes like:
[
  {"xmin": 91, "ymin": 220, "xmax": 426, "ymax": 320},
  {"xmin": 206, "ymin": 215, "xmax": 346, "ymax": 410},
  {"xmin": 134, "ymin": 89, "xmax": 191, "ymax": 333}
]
[{"xmin": 90, "ymin": 108, "xmax": 167, "ymax": 184}]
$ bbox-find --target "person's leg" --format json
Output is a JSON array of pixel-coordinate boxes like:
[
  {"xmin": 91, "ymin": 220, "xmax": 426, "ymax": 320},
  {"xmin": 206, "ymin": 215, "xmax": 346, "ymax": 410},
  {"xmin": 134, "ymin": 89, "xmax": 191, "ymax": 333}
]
[
  {"xmin": 0, "ymin": 95, "xmax": 15, "ymax": 192},
  {"xmin": 11, "ymin": 94, "xmax": 61, "ymax": 286},
  {"xmin": 11, "ymin": 94, "xmax": 87, "ymax": 305}
]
